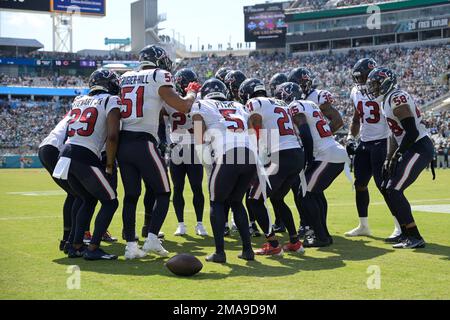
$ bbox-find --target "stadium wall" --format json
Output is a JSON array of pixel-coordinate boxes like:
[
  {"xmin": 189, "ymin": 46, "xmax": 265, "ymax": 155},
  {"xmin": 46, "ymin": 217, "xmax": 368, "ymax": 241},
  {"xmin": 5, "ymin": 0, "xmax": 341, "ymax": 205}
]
[{"xmin": 0, "ymin": 155, "xmax": 42, "ymax": 169}]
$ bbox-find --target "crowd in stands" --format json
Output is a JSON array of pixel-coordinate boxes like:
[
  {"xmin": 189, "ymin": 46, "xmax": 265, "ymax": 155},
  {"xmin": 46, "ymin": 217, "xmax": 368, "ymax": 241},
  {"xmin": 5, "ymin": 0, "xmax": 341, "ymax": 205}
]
[
  {"xmin": 0, "ymin": 44, "xmax": 449, "ymax": 156},
  {"xmin": 0, "ymin": 74, "xmax": 87, "ymax": 88}
]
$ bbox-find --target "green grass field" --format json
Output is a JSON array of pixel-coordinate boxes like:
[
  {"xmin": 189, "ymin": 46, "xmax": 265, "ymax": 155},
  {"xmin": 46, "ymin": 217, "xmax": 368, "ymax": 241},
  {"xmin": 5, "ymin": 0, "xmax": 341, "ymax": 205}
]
[{"xmin": 0, "ymin": 168, "xmax": 449, "ymax": 300}]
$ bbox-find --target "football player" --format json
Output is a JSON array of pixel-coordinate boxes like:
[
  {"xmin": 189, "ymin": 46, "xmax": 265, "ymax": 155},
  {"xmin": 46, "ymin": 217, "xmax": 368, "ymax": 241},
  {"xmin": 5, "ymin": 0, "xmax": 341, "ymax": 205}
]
[
  {"xmin": 224, "ymin": 70, "xmax": 247, "ymax": 102},
  {"xmin": 239, "ymin": 78, "xmax": 305, "ymax": 256},
  {"xmin": 280, "ymin": 82, "xmax": 349, "ymax": 247},
  {"xmin": 166, "ymin": 68, "xmax": 207, "ymax": 236},
  {"xmin": 54, "ymin": 69, "xmax": 121, "ymax": 260},
  {"xmin": 288, "ymin": 68, "xmax": 344, "ymax": 237},
  {"xmin": 118, "ymin": 45, "xmax": 201, "ymax": 259},
  {"xmin": 366, "ymin": 67, "xmax": 434, "ymax": 249},
  {"xmin": 288, "ymin": 67, "xmax": 343, "ymax": 133},
  {"xmin": 215, "ymin": 67, "xmax": 232, "ymax": 83},
  {"xmin": 268, "ymin": 73, "xmax": 288, "ymax": 98},
  {"xmin": 192, "ymin": 78, "xmax": 256, "ymax": 263},
  {"xmin": 345, "ymin": 58, "xmax": 402, "ymax": 240},
  {"xmin": 38, "ymin": 113, "xmax": 81, "ymax": 251}
]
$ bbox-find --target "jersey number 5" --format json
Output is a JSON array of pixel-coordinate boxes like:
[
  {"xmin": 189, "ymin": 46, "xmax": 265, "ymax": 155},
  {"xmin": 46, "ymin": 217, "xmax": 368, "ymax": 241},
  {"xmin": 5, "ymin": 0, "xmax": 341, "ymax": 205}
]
[
  {"xmin": 121, "ymin": 86, "xmax": 145, "ymax": 119},
  {"xmin": 219, "ymin": 109, "xmax": 245, "ymax": 132}
]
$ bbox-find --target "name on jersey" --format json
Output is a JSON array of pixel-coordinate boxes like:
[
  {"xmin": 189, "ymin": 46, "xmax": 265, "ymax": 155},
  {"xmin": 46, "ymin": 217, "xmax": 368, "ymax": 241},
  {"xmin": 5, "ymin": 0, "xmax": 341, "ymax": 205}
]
[
  {"xmin": 72, "ymin": 97, "xmax": 103, "ymax": 108},
  {"xmin": 121, "ymin": 75, "xmax": 152, "ymax": 86}
]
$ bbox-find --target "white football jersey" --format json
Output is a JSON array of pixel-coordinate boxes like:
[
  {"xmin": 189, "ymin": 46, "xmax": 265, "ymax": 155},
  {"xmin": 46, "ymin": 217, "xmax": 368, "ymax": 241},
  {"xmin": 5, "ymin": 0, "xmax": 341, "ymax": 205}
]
[
  {"xmin": 350, "ymin": 86, "xmax": 389, "ymax": 142},
  {"xmin": 120, "ymin": 68, "xmax": 173, "ymax": 137},
  {"xmin": 66, "ymin": 94, "xmax": 120, "ymax": 157},
  {"xmin": 304, "ymin": 88, "xmax": 334, "ymax": 106},
  {"xmin": 382, "ymin": 89, "xmax": 428, "ymax": 145},
  {"xmin": 290, "ymin": 100, "xmax": 348, "ymax": 163},
  {"xmin": 164, "ymin": 104, "xmax": 194, "ymax": 145},
  {"xmin": 39, "ymin": 113, "xmax": 70, "ymax": 150},
  {"xmin": 191, "ymin": 99, "xmax": 249, "ymax": 157},
  {"xmin": 246, "ymin": 97, "xmax": 300, "ymax": 153}
]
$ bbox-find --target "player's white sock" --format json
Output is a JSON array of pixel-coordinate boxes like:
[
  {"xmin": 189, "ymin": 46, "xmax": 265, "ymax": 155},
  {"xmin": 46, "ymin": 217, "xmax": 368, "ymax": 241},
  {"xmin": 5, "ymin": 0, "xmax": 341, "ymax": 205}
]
[
  {"xmin": 390, "ymin": 216, "xmax": 402, "ymax": 237},
  {"xmin": 359, "ymin": 217, "xmax": 369, "ymax": 228}
]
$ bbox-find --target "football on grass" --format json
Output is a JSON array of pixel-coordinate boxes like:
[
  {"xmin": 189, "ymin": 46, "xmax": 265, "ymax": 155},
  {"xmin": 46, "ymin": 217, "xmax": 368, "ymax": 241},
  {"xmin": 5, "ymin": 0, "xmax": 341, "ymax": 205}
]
[{"xmin": 165, "ymin": 253, "xmax": 203, "ymax": 277}]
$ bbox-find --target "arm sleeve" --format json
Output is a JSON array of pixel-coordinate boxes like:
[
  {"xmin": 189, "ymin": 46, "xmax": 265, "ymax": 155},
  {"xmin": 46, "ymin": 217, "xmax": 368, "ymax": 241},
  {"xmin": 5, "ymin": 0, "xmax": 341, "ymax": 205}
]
[
  {"xmin": 398, "ymin": 117, "xmax": 419, "ymax": 153},
  {"xmin": 298, "ymin": 123, "xmax": 314, "ymax": 165}
]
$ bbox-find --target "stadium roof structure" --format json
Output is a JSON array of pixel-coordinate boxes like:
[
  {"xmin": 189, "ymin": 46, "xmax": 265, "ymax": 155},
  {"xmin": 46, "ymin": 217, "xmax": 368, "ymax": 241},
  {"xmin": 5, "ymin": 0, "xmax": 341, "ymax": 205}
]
[{"xmin": 0, "ymin": 37, "xmax": 44, "ymax": 56}]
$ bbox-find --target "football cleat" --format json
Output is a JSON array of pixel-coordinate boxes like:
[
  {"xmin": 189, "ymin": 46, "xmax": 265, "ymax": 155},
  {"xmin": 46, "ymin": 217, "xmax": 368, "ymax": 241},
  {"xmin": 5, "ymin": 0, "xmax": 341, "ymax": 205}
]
[
  {"xmin": 392, "ymin": 237, "xmax": 425, "ymax": 249},
  {"xmin": 68, "ymin": 245, "xmax": 87, "ymax": 258},
  {"xmin": 345, "ymin": 225, "xmax": 372, "ymax": 237},
  {"xmin": 385, "ymin": 233, "xmax": 404, "ymax": 243},
  {"xmin": 249, "ymin": 222, "xmax": 261, "ymax": 237},
  {"xmin": 272, "ymin": 223, "xmax": 286, "ymax": 233},
  {"xmin": 282, "ymin": 241, "xmax": 305, "ymax": 254},
  {"xmin": 254, "ymin": 242, "xmax": 283, "ymax": 256},
  {"xmin": 174, "ymin": 223, "xmax": 187, "ymax": 236},
  {"xmin": 205, "ymin": 252, "xmax": 226, "ymax": 263},
  {"xmin": 102, "ymin": 231, "xmax": 118, "ymax": 243},
  {"xmin": 238, "ymin": 249, "xmax": 255, "ymax": 261},
  {"xmin": 124, "ymin": 243, "xmax": 147, "ymax": 260},
  {"xmin": 303, "ymin": 235, "xmax": 331, "ymax": 248},
  {"xmin": 83, "ymin": 231, "xmax": 92, "ymax": 244},
  {"xmin": 84, "ymin": 248, "xmax": 118, "ymax": 261},
  {"xmin": 143, "ymin": 234, "xmax": 169, "ymax": 257},
  {"xmin": 195, "ymin": 223, "xmax": 208, "ymax": 236}
]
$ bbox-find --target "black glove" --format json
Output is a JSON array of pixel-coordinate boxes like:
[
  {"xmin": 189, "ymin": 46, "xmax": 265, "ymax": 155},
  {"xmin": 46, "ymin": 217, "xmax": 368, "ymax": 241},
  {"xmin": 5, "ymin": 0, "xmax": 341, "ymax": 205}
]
[
  {"xmin": 158, "ymin": 142, "xmax": 168, "ymax": 157},
  {"xmin": 346, "ymin": 138, "xmax": 358, "ymax": 156},
  {"xmin": 382, "ymin": 159, "xmax": 390, "ymax": 181}
]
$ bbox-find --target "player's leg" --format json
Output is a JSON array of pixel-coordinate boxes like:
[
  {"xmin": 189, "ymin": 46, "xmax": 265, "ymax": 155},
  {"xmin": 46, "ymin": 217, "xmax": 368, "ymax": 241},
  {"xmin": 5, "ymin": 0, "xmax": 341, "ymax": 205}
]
[
  {"xmin": 170, "ymin": 160, "xmax": 188, "ymax": 235},
  {"xmin": 66, "ymin": 176, "xmax": 96, "ymax": 258},
  {"xmin": 346, "ymin": 143, "xmax": 372, "ymax": 236},
  {"xmin": 186, "ymin": 161, "xmax": 207, "ymax": 236},
  {"xmin": 386, "ymin": 138, "xmax": 433, "ymax": 249},
  {"xmin": 369, "ymin": 140, "xmax": 402, "ymax": 241},
  {"xmin": 247, "ymin": 179, "xmax": 283, "ymax": 256},
  {"xmin": 140, "ymin": 141, "xmax": 171, "ymax": 256},
  {"xmin": 69, "ymin": 161, "xmax": 119, "ymax": 260},
  {"xmin": 207, "ymin": 161, "xmax": 233, "ymax": 262},
  {"xmin": 39, "ymin": 145, "xmax": 74, "ymax": 248},
  {"xmin": 291, "ymin": 176, "xmax": 305, "ymax": 236},
  {"xmin": 245, "ymin": 189, "xmax": 261, "ymax": 237},
  {"xmin": 227, "ymin": 153, "xmax": 257, "ymax": 260}
]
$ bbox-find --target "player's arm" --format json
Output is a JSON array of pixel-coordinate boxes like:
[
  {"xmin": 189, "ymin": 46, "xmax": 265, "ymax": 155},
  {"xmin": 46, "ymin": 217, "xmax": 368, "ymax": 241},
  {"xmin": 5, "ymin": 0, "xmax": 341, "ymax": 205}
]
[
  {"xmin": 159, "ymin": 83, "xmax": 200, "ymax": 114},
  {"xmin": 293, "ymin": 113, "xmax": 313, "ymax": 167},
  {"xmin": 248, "ymin": 113, "xmax": 263, "ymax": 140},
  {"xmin": 392, "ymin": 104, "xmax": 419, "ymax": 155},
  {"xmin": 320, "ymin": 101, "xmax": 344, "ymax": 133},
  {"xmin": 192, "ymin": 114, "xmax": 206, "ymax": 145},
  {"xmin": 346, "ymin": 105, "xmax": 360, "ymax": 155},
  {"xmin": 105, "ymin": 108, "xmax": 121, "ymax": 175},
  {"xmin": 349, "ymin": 105, "xmax": 360, "ymax": 138}
]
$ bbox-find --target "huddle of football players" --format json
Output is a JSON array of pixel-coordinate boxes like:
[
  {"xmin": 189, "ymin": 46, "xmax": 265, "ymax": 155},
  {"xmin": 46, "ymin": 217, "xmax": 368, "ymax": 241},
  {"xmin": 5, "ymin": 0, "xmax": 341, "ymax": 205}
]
[{"xmin": 40, "ymin": 44, "xmax": 434, "ymax": 262}]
